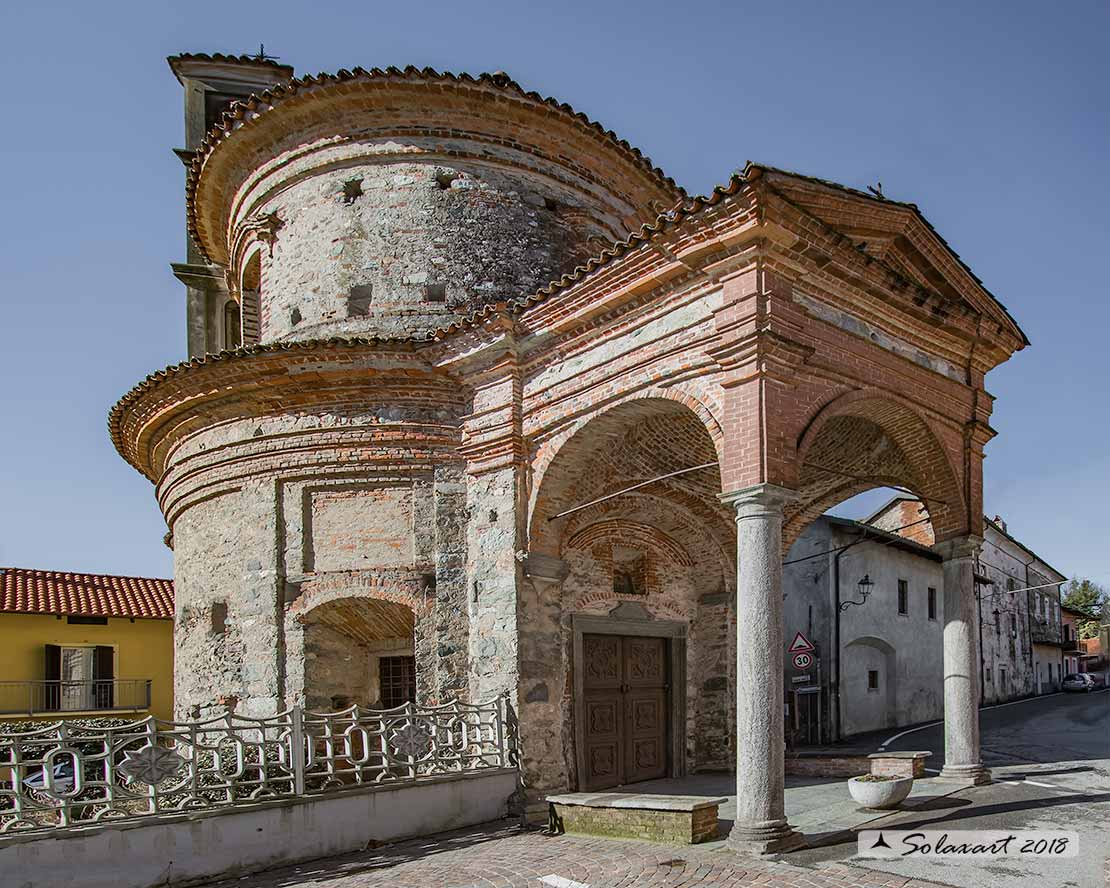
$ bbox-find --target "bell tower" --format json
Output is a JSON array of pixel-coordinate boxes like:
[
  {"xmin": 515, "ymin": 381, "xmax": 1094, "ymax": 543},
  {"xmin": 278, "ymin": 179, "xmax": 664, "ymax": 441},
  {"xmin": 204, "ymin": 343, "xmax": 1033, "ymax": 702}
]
[{"xmin": 167, "ymin": 52, "xmax": 294, "ymax": 358}]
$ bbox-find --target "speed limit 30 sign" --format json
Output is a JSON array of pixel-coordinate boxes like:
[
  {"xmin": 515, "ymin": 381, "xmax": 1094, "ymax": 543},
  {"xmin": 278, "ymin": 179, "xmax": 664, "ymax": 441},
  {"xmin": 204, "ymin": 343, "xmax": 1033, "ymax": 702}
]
[{"xmin": 792, "ymin": 652, "xmax": 813, "ymax": 669}]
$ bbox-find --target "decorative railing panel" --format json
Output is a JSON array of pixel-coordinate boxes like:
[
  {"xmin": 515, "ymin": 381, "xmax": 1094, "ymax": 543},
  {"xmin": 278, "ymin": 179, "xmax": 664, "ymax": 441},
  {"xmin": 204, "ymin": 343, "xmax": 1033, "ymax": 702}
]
[{"xmin": 0, "ymin": 697, "xmax": 513, "ymax": 834}]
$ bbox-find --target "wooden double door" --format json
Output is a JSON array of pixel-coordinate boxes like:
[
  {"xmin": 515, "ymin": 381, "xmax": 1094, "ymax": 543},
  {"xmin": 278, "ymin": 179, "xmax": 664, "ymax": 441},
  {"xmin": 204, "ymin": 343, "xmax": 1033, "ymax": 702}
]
[{"xmin": 580, "ymin": 633, "xmax": 669, "ymax": 790}]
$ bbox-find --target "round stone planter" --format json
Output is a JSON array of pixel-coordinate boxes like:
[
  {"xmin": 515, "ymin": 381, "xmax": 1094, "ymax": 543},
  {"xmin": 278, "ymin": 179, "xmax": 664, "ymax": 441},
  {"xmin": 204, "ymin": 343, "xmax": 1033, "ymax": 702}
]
[{"xmin": 847, "ymin": 775, "xmax": 913, "ymax": 810}]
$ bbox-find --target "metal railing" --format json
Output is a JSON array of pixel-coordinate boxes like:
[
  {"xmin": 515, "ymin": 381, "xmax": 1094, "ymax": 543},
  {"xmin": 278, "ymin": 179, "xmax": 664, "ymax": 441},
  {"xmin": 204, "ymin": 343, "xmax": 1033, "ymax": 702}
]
[
  {"xmin": 0, "ymin": 680, "xmax": 152, "ymax": 716},
  {"xmin": 0, "ymin": 696, "xmax": 515, "ymax": 834}
]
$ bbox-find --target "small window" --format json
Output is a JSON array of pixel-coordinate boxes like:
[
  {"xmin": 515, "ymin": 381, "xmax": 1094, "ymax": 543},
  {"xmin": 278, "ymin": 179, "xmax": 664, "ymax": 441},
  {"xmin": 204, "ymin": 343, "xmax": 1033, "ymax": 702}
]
[
  {"xmin": 897, "ymin": 580, "xmax": 908, "ymax": 615},
  {"xmin": 1010, "ymin": 614, "xmax": 1017, "ymax": 638},
  {"xmin": 423, "ymin": 283, "xmax": 447, "ymax": 303},
  {"xmin": 867, "ymin": 670, "xmax": 879, "ymax": 691},
  {"xmin": 985, "ymin": 667, "xmax": 992, "ymax": 682},
  {"xmin": 927, "ymin": 587, "xmax": 937, "ymax": 621},
  {"xmin": 67, "ymin": 615, "xmax": 108, "ymax": 626},
  {"xmin": 379, "ymin": 656, "xmax": 416, "ymax": 709},
  {"xmin": 1000, "ymin": 666, "xmax": 1007, "ymax": 685}
]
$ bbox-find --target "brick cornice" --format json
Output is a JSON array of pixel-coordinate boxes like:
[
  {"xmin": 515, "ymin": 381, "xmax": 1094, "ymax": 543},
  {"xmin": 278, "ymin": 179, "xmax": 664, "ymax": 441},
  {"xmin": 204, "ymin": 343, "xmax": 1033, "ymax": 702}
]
[{"xmin": 110, "ymin": 341, "xmax": 463, "ymax": 482}]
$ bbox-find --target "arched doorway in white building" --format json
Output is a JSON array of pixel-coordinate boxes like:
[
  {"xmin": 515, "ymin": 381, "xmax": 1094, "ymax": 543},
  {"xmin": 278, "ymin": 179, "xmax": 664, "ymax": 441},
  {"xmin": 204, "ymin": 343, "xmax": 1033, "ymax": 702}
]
[{"xmin": 841, "ymin": 636, "xmax": 898, "ymax": 735}]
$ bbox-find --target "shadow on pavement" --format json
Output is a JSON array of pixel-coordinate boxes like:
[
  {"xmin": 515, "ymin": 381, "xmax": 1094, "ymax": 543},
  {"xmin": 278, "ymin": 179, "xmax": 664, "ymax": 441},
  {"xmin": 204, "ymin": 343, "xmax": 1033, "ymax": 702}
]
[
  {"xmin": 203, "ymin": 821, "xmax": 528, "ymax": 887},
  {"xmin": 790, "ymin": 790, "xmax": 1110, "ymax": 859},
  {"xmin": 1002, "ymin": 765, "xmax": 1099, "ymax": 779}
]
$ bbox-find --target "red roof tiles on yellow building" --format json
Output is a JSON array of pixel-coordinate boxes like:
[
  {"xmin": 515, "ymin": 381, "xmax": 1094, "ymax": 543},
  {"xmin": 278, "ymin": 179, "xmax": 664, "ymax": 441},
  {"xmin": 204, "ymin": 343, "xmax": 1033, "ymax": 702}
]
[{"xmin": 0, "ymin": 568, "xmax": 173, "ymax": 620}]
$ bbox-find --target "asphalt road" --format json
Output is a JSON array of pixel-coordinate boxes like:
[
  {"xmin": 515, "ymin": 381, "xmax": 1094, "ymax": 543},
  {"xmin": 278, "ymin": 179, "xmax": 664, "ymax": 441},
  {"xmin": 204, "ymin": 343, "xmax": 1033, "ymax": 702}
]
[{"xmin": 793, "ymin": 689, "xmax": 1110, "ymax": 888}]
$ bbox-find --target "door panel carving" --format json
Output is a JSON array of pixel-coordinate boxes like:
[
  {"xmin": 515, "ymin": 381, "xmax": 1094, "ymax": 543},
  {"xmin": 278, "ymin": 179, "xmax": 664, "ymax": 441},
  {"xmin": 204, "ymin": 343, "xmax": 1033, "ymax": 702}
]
[
  {"xmin": 584, "ymin": 635, "xmax": 620, "ymax": 683},
  {"xmin": 580, "ymin": 633, "xmax": 669, "ymax": 789}
]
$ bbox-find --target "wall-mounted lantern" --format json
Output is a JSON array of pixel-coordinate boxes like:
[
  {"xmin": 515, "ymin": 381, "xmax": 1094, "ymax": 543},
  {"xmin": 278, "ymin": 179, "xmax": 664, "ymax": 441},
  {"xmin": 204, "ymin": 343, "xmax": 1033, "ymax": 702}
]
[{"xmin": 840, "ymin": 574, "xmax": 874, "ymax": 611}]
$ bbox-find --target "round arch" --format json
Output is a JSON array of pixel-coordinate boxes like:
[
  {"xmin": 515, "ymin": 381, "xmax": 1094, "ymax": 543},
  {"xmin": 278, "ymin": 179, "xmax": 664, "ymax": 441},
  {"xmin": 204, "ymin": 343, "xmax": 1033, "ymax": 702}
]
[
  {"xmin": 520, "ymin": 393, "xmax": 737, "ymax": 793},
  {"xmin": 528, "ymin": 393, "xmax": 726, "ymax": 555},
  {"xmin": 527, "ymin": 387, "xmax": 724, "ymax": 533},
  {"xmin": 787, "ymin": 389, "xmax": 968, "ymax": 548}
]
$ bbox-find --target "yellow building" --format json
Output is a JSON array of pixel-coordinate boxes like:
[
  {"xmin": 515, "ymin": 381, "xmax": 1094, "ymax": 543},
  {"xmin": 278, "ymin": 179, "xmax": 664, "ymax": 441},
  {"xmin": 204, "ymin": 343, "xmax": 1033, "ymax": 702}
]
[{"xmin": 0, "ymin": 568, "xmax": 174, "ymax": 722}]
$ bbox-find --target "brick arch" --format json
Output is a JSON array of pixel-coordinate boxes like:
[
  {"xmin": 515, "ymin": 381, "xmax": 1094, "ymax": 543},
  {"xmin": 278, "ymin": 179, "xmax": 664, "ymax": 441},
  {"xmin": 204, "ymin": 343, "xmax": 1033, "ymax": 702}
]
[
  {"xmin": 528, "ymin": 386, "xmax": 724, "ymax": 526},
  {"xmin": 528, "ymin": 393, "xmax": 726, "ymax": 556},
  {"xmin": 783, "ymin": 477, "xmax": 904, "ymax": 552},
  {"xmin": 565, "ymin": 519, "xmax": 694, "ymax": 567},
  {"xmin": 789, "ymin": 389, "xmax": 967, "ymax": 546},
  {"xmin": 560, "ymin": 490, "xmax": 734, "ymax": 584},
  {"xmin": 287, "ymin": 570, "xmax": 433, "ymax": 620}
]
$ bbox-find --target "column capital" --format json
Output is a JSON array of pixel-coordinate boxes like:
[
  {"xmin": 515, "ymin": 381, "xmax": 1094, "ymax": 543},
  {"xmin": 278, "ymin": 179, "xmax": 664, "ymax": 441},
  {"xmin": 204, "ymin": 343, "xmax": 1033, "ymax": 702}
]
[
  {"xmin": 934, "ymin": 535, "xmax": 983, "ymax": 562},
  {"xmin": 718, "ymin": 483, "xmax": 798, "ymax": 519}
]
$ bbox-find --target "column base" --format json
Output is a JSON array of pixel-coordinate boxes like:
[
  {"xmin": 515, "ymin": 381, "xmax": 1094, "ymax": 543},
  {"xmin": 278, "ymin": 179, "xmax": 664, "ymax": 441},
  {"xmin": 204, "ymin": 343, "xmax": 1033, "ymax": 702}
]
[
  {"xmin": 938, "ymin": 763, "xmax": 992, "ymax": 785},
  {"xmin": 725, "ymin": 819, "xmax": 806, "ymax": 855}
]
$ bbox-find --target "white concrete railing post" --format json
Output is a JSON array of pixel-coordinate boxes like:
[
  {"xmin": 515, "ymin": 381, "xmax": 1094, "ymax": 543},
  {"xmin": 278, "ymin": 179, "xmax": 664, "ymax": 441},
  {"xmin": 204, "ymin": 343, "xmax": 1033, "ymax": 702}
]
[{"xmin": 290, "ymin": 706, "xmax": 306, "ymax": 796}]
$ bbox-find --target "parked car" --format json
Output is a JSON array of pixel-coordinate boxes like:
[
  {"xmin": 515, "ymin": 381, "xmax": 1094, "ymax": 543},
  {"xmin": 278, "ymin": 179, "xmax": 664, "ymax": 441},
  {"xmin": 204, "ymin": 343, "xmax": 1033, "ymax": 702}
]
[
  {"xmin": 22, "ymin": 760, "xmax": 75, "ymax": 793},
  {"xmin": 1062, "ymin": 673, "xmax": 1097, "ymax": 693}
]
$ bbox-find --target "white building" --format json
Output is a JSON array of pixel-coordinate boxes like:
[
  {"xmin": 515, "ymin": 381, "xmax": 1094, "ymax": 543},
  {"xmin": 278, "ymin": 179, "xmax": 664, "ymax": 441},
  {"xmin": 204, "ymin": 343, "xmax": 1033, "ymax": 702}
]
[{"xmin": 784, "ymin": 499, "xmax": 1066, "ymax": 743}]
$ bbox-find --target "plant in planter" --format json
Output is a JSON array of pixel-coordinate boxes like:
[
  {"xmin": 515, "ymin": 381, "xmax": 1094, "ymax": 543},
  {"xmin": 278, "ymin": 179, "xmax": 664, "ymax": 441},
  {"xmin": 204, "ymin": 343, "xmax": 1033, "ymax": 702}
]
[{"xmin": 847, "ymin": 773, "xmax": 913, "ymax": 809}]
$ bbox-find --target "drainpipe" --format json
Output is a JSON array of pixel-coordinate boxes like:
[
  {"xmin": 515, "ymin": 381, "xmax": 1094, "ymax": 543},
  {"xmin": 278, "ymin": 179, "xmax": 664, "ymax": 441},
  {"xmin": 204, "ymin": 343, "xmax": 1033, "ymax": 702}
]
[
  {"xmin": 976, "ymin": 555, "xmax": 985, "ymax": 706},
  {"xmin": 1026, "ymin": 561, "xmax": 1036, "ymax": 693},
  {"xmin": 832, "ymin": 547, "xmax": 843, "ymax": 743}
]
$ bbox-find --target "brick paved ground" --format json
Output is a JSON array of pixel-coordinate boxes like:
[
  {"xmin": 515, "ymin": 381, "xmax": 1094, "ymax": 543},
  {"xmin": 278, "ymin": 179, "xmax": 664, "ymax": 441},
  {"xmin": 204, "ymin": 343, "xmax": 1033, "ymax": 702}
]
[{"xmin": 204, "ymin": 821, "xmax": 950, "ymax": 888}]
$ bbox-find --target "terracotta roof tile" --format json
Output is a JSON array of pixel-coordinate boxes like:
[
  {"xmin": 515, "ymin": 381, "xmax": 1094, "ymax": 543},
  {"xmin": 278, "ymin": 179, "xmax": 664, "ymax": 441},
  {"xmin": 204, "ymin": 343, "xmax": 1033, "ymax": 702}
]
[
  {"xmin": 185, "ymin": 64, "xmax": 683, "ymax": 262},
  {"xmin": 0, "ymin": 568, "xmax": 174, "ymax": 620},
  {"xmin": 167, "ymin": 52, "xmax": 295, "ymax": 83}
]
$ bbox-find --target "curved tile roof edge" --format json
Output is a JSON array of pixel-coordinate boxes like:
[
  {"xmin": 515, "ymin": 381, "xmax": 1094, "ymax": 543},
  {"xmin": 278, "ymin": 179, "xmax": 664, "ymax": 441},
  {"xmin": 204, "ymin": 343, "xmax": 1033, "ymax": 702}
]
[
  {"xmin": 107, "ymin": 336, "xmax": 425, "ymax": 467},
  {"xmin": 185, "ymin": 65, "xmax": 686, "ymax": 262},
  {"xmin": 109, "ymin": 174, "xmax": 750, "ymax": 468},
  {"xmin": 114, "ymin": 161, "xmax": 1025, "ymax": 472}
]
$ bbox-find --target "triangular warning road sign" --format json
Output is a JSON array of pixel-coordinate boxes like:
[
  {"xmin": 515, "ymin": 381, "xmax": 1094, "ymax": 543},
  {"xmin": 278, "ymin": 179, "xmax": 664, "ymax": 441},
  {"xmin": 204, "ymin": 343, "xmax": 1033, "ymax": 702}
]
[{"xmin": 788, "ymin": 631, "xmax": 815, "ymax": 654}]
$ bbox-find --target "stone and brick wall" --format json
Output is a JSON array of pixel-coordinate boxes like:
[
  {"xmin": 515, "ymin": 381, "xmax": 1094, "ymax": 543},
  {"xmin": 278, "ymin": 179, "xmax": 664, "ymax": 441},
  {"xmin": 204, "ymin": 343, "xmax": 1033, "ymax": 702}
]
[{"xmin": 115, "ymin": 59, "xmax": 1026, "ymax": 796}]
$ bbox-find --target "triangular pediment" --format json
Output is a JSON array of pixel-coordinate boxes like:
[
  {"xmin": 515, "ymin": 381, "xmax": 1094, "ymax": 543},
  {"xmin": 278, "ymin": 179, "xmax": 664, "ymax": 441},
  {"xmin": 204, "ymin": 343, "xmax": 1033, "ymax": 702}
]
[{"xmin": 750, "ymin": 164, "xmax": 1027, "ymax": 346}]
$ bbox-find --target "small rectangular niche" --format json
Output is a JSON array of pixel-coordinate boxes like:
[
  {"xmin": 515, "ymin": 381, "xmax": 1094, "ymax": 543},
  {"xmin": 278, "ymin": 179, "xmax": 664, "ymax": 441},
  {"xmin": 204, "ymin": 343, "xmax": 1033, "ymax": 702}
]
[
  {"xmin": 210, "ymin": 601, "xmax": 228, "ymax": 635},
  {"xmin": 423, "ymin": 283, "xmax": 447, "ymax": 303},
  {"xmin": 348, "ymin": 284, "xmax": 373, "ymax": 317}
]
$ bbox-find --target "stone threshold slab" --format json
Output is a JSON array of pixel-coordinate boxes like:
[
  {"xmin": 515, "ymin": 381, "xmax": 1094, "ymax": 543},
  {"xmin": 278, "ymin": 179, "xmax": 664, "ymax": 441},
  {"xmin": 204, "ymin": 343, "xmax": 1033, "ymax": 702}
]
[{"xmin": 547, "ymin": 792, "xmax": 726, "ymax": 812}]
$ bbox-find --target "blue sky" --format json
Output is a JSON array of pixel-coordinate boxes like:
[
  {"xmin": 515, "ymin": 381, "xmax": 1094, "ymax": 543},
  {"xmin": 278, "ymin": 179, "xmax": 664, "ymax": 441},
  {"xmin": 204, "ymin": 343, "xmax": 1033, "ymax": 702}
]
[{"xmin": 0, "ymin": 1, "xmax": 1106, "ymax": 584}]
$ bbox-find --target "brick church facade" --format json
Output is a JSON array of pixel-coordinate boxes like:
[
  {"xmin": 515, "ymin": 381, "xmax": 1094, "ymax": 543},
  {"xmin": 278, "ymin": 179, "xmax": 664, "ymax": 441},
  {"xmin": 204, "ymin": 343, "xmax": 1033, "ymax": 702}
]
[{"xmin": 111, "ymin": 53, "xmax": 1027, "ymax": 853}]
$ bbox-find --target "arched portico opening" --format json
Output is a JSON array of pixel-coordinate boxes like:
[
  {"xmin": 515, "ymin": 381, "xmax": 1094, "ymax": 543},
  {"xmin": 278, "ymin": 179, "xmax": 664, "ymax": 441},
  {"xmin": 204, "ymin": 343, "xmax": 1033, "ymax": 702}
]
[
  {"xmin": 778, "ymin": 391, "xmax": 986, "ymax": 786},
  {"xmin": 786, "ymin": 391, "xmax": 967, "ymax": 551},
  {"xmin": 523, "ymin": 397, "xmax": 734, "ymax": 795},
  {"xmin": 290, "ymin": 595, "xmax": 420, "ymax": 712}
]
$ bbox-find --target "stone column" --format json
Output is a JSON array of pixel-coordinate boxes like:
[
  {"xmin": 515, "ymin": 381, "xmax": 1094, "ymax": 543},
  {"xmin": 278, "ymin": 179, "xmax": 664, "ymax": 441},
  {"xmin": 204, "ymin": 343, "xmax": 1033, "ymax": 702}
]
[
  {"xmin": 937, "ymin": 536, "xmax": 991, "ymax": 784},
  {"xmin": 720, "ymin": 483, "xmax": 804, "ymax": 854}
]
